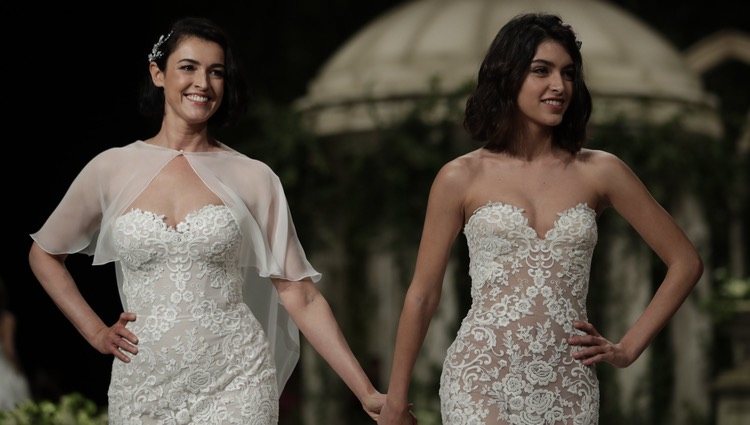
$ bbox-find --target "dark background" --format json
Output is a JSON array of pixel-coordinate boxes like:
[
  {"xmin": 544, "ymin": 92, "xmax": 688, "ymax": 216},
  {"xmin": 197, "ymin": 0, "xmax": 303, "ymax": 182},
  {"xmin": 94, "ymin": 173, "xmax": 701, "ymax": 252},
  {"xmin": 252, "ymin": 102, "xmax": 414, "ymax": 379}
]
[{"xmin": 2, "ymin": 0, "xmax": 747, "ymax": 416}]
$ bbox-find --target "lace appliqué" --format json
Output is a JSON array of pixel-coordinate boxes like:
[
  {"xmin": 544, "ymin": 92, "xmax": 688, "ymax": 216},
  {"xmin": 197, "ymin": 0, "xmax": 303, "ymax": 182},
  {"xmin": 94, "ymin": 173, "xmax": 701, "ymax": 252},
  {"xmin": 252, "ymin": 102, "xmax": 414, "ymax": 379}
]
[
  {"xmin": 440, "ymin": 202, "xmax": 599, "ymax": 425},
  {"xmin": 110, "ymin": 205, "xmax": 278, "ymax": 425}
]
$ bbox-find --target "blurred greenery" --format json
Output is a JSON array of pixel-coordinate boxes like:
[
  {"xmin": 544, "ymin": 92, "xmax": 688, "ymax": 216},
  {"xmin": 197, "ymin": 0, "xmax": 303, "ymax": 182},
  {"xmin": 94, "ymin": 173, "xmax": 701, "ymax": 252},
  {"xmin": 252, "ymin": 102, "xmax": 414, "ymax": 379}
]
[
  {"xmin": 0, "ymin": 393, "xmax": 107, "ymax": 425},
  {"xmin": 217, "ymin": 79, "xmax": 742, "ymax": 423}
]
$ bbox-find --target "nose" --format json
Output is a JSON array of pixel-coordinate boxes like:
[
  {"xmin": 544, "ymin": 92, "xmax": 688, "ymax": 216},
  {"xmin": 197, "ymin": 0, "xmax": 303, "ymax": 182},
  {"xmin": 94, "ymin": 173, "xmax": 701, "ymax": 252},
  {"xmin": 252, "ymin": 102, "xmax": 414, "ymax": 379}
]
[
  {"xmin": 193, "ymin": 71, "xmax": 209, "ymax": 89},
  {"xmin": 549, "ymin": 72, "xmax": 564, "ymax": 94}
]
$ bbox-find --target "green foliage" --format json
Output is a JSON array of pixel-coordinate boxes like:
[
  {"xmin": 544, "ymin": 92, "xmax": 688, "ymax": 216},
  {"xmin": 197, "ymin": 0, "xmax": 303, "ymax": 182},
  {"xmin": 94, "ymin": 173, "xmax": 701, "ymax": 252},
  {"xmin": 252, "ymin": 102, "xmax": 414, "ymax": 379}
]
[
  {"xmin": 223, "ymin": 86, "xmax": 474, "ymax": 249},
  {"xmin": 589, "ymin": 117, "xmax": 729, "ymax": 208},
  {"xmin": 703, "ymin": 268, "xmax": 750, "ymax": 323},
  {"xmin": 0, "ymin": 393, "xmax": 107, "ymax": 425}
]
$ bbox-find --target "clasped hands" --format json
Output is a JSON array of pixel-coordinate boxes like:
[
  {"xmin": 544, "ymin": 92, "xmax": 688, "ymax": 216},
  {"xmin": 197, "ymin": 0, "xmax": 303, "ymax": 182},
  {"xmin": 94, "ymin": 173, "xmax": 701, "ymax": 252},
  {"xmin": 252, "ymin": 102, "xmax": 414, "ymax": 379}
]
[{"xmin": 375, "ymin": 399, "xmax": 418, "ymax": 424}]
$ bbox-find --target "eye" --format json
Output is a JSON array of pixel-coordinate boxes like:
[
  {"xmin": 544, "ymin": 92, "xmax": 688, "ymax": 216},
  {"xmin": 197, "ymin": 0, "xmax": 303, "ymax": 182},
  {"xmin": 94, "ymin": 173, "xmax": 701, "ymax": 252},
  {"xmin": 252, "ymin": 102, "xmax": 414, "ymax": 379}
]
[
  {"xmin": 563, "ymin": 68, "xmax": 576, "ymax": 80},
  {"xmin": 532, "ymin": 66, "xmax": 548, "ymax": 75},
  {"xmin": 210, "ymin": 69, "xmax": 225, "ymax": 78},
  {"xmin": 179, "ymin": 64, "xmax": 196, "ymax": 71}
]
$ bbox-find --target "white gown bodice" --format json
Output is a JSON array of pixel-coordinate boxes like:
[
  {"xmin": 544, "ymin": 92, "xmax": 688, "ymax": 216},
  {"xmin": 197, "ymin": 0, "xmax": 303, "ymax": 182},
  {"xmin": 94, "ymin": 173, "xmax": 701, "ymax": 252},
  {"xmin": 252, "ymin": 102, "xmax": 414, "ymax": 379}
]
[
  {"xmin": 440, "ymin": 202, "xmax": 599, "ymax": 425},
  {"xmin": 108, "ymin": 204, "xmax": 278, "ymax": 425}
]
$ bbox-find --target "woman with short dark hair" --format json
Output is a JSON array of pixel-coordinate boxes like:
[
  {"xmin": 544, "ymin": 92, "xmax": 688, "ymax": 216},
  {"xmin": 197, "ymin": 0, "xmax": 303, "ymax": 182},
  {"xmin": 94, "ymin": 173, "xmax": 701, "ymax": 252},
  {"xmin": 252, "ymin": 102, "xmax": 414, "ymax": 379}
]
[{"xmin": 29, "ymin": 17, "xmax": 384, "ymax": 424}]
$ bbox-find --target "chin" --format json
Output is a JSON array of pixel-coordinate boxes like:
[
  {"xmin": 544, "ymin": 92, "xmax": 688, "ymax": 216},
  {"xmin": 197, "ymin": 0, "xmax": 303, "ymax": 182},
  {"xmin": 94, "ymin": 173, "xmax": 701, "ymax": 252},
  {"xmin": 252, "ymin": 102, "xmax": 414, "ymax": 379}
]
[{"xmin": 545, "ymin": 117, "xmax": 564, "ymax": 127}]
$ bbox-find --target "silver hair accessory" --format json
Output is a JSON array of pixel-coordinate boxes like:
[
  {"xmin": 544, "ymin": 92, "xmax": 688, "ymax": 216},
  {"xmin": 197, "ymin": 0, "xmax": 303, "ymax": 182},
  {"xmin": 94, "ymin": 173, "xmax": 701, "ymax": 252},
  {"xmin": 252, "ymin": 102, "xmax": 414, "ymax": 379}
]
[
  {"xmin": 575, "ymin": 40, "xmax": 582, "ymax": 50},
  {"xmin": 147, "ymin": 31, "xmax": 173, "ymax": 62}
]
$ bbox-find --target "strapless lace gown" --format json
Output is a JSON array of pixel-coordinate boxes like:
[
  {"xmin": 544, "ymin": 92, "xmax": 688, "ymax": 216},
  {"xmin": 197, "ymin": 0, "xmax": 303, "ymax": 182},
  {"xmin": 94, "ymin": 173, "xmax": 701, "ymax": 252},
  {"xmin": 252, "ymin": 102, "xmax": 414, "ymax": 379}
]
[
  {"xmin": 440, "ymin": 202, "xmax": 599, "ymax": 425},
  {"xmin": 108, "ymin": 204, "xmax": 278, "ymax": 425}
]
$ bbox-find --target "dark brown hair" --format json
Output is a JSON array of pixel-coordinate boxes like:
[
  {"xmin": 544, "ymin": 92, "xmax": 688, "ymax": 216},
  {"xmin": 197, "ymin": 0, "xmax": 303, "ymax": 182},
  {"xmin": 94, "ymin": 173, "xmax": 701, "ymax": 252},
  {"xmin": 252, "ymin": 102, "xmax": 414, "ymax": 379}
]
[
  {"xmin": 139, "ymin": 17, "xmax": 248, "ymax": 128},
  {"xmin": 464, "ymin": 13, "xmax": 591, "ymax": 153}
]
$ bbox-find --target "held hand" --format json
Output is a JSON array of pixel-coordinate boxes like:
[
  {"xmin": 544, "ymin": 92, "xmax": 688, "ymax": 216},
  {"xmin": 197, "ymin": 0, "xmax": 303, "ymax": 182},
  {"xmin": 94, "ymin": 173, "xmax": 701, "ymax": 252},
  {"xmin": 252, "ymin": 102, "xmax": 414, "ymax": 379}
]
[
  {"xmin": 569, "ymin": 321, "xmax": 633, "ymax": 368},
  {"xmin": 361, "ymin": 390, "xmax": 386, "ymax": 421},
  {"xmin": 378, "ymin": 399, "xmax": 417, "ymax": 425},
  {"xmin": 91, "ymin": 312, "xmax": 138, "ymax": 363}
]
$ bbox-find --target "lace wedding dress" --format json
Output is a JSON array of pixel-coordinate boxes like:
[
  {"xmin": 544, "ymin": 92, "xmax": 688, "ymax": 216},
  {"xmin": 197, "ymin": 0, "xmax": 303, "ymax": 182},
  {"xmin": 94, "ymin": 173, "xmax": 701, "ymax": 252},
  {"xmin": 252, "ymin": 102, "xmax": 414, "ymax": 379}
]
[
  {"xmin": 31, "ymin": 141, "xmax": 321, "ymax": 425},
  {"xmin": 440, "ymin": 202, "xmax": 599, "ymax": 425},
  {"xmin": 107, "ymin": 205, "xmax": 278, "ymax": 424}
]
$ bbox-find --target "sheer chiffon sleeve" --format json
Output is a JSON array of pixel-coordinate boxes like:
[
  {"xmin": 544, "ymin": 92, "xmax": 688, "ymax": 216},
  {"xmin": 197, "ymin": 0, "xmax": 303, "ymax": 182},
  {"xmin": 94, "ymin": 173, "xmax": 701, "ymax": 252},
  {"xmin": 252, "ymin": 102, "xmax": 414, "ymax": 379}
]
[
  {"xmin": 30, "ymin": 153, "xmax": 105, "ymax": 255},
  {"xmin": 253, "ymin": 171, "xmax": 321, "ymax": 283},
  {"xmin": 240, "ymin": 167, "xmax": 322, "ymax": 391},
  {"xmin": 188, "ymin": 149, "xmax": 321, "ymax": 391}
]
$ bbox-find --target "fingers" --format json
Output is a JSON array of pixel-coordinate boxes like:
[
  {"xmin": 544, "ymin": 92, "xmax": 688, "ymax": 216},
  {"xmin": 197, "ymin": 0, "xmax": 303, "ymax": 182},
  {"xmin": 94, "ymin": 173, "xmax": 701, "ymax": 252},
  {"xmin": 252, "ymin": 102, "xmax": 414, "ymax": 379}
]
[
  {"xmin": 572, "ymin": 344, "xmax": 609, "ymax": 362},
  {"xmin": 119, "ymin": 312, "xmax": 137, "ymax": 323},
  {"xmin": 569, "ymin": 321, "xmax": 614, "ymax": 366},
  {"xmin": 117, "ymin": 313, "xmax": 139, "ymax": 344},
  {"xmin": 567, "ymin": 334, "xmax": 606, "ymax": 346},
  {"xmin": 111, "ymin": 312, "xmax": 139, "ymax": 362},
  {"xmin": 111, "ymin": 345, "xmax": 132, "ymax": 363},
  {"xmin": 115, "ymin": 312, "xmax": 139, "ymax": 346},
  {"xmin": 113, "ymin": 335, "xmax": 139, "ymax": 356},
  {"xmin": 572, "ymin": 321, "xmax": 601, "ymax": 336},
  {"xmin": 572, "ymin": 349, "xmax": 605, "ymax": 366},
  {"xmin": 580, "ymin": 353, "xmax": 607, "ymax": 366},
  {"xmin": 377, "ymin": 403, "xmax": 417, "ymax": 425}
]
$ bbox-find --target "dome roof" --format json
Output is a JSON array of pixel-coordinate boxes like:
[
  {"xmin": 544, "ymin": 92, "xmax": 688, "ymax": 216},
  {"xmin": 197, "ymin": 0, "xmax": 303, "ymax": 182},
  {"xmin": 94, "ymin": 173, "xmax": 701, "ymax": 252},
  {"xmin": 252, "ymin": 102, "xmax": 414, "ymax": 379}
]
[{"xmin": 299, "ymin": 0, "xmax": 714, "ymax": 135}]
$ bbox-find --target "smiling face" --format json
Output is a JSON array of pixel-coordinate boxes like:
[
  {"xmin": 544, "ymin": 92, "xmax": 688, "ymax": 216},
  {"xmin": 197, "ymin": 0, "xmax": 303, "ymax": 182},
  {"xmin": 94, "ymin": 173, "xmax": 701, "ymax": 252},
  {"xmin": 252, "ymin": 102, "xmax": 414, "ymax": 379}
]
[
  {"xmin": 150, "ymin": 36, "xmax": 226, "ymax": 127},
  {"xmin": 516, "ymin": 40, "xmax": 575, "ymax": 133}
]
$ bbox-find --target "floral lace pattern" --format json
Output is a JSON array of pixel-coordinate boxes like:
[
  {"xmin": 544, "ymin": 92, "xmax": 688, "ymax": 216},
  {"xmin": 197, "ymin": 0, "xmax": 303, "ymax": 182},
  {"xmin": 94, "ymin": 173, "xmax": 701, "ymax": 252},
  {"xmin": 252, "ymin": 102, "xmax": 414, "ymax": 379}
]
[
  {"xmin": 440, "ymin": 202, "xmax": 599, "ymax": 425},
  {"xmin": 110, "ymin": 205, "xmax": 278, "ymax": 425}
]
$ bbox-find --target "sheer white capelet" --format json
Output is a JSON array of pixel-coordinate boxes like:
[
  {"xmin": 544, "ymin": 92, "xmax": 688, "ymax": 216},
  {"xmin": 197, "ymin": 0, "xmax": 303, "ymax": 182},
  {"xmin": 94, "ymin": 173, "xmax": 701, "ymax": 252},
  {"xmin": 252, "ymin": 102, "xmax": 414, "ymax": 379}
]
[{"xmin": 30, "ymin": 140, "xmax": 321, "ymax": 393}]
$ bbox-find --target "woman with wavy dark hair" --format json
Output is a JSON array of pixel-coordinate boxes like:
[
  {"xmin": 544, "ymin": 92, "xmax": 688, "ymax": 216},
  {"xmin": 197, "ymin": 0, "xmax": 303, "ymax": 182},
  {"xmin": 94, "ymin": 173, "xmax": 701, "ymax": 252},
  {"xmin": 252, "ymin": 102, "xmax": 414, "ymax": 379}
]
[{"xmin": 379, "ymin": 13, "xmax": 702, "ymax": 425}]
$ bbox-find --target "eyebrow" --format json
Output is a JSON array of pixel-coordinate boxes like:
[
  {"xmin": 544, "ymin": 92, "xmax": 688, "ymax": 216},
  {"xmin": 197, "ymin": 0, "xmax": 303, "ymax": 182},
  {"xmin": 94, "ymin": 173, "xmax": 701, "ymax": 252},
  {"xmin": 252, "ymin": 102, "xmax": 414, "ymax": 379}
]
[
  {"xmin": 177, "ymin": 58, "xmax": 225, "ymax": 68},
  {"xmin": 530, "ymin": 59, "xmax": 575, "ymax": 68}
]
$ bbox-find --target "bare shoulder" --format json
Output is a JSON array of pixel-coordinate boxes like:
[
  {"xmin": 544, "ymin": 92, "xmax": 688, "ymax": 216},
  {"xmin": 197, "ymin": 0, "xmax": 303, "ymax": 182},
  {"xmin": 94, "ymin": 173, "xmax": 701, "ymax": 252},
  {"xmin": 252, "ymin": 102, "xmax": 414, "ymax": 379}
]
[
  {"xmin": 427, "ymin": 150, "xmax": 486, "ymax": 213},
  {"xmin": 578, "ymin": 148, "xmax": 622, "ymax": 166},
  {"xmin": 433, "ymin": 150, "xmax": 481, "ymax": 192},
  {"xmin": 577, "ymin": 148, "xmax": 633, "ymax": 179},
  {"xmin": 577, "ymin": 148, "xmax": 647, "ymax": 210}
]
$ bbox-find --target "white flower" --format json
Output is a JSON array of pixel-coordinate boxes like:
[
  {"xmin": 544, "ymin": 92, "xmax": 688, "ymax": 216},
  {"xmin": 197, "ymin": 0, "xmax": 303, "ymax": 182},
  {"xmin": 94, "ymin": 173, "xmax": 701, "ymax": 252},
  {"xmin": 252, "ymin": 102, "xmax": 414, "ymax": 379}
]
[
  {"xmin": 525, "ymin": 360, "xmax": 556, "ymax": 385},
  {"xmin": 544, "ymin": 406, "xmax": 564, "ymax": 422},
  {"xmin": 183, "ymin": 291, "xmax": 194, "ymax": 302},
  {"xmin": 509, "ymin": 395, "xmax": 524, "ymax": 410},
  {"xmin": 175, "ymin": 409, "xmax": 190, "ymax": 425},
  {"xmin": 192, "ymin": 397, "xmax": 216, "ymax": 420},
  {"xmin": 502, "ymin": 373, "xmax": 525, "ymax": 395},
  {"xmin": 188, "ymin": 370, "xmax": 211, "ymax": 389},
  {"xmin": 529, "ymin": 340, "xmax": 545, "ymax": 354},
  {"xmin": 164, "ymin": 307, "xmax": 177, "ymax": 321},
  {"xmin": 526, "ymin": 389, "xmax": 555, "ymax": 414},
  {"xmin": 516, "ymin": 298, "xmax": 532, "ymax": 313},
  {"xmin": 167, "ymin": 390, "xmax": 187, "ymax": 409}
]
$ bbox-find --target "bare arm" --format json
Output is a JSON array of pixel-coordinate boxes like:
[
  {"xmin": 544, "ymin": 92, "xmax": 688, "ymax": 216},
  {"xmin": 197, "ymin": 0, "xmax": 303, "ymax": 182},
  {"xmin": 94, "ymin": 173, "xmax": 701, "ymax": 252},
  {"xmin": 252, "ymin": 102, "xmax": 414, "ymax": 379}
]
[
  {"xmin": 28, "ymin": 242, "xmax": 138, "ymax": 362},
  {"xmin": 379, "ymin": 163, "xmax": 467, "ymax": 424},
  {"xmin": 570, "ymin": 152, "xmax": 703, "ymax": 367},
  {"xmin": 272, "ymin": 278, "xmax": 384, "ymax": 420}
]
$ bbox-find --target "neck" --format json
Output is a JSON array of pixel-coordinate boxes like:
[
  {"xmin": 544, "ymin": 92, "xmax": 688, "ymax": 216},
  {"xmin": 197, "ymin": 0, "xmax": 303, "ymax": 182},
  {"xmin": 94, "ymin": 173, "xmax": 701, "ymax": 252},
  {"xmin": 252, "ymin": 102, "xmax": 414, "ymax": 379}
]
[
  {"xmin": 149, "ymin": 119, "xmax": 215, "ymax": 152},
  {"xmin": 508, "ymin": 124, "xmax": 555, "ymax": 161}
]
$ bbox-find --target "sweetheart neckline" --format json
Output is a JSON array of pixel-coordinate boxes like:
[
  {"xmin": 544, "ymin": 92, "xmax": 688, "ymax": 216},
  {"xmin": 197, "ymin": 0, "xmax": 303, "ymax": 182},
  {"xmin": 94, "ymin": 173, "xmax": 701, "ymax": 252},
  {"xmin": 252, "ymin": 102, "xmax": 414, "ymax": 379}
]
[
  {"xmin": 120, "ymin": 204, "xmax": 229, "ymax": 232},
  {"xmin": 466, "ymin": 201, "xmax": 596, "ymax": 242}
]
